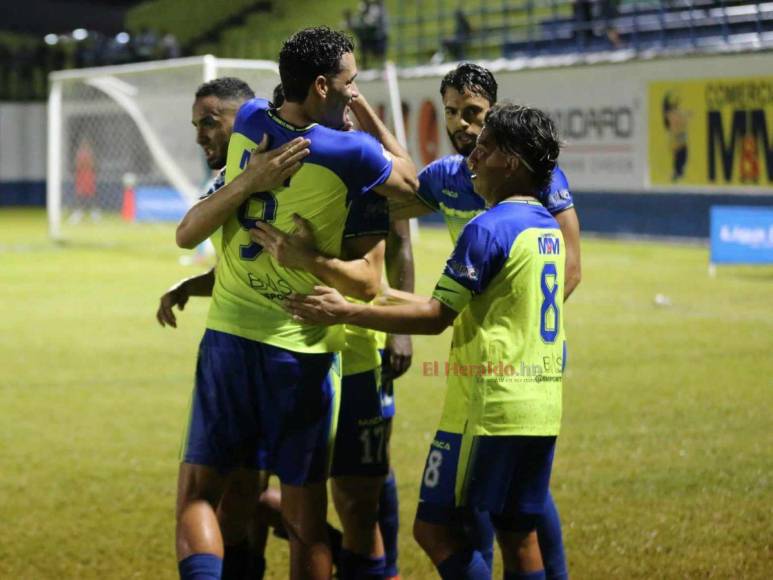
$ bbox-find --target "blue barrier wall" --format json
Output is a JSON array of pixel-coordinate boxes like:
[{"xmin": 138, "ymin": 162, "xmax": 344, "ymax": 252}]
[
  {"xmin": 418, "ymin": 192, "xmax": 773, "ymax": 239},
  {"xmin": 4, "ymin": 183, "xmax": 773, "ymax": 240}
]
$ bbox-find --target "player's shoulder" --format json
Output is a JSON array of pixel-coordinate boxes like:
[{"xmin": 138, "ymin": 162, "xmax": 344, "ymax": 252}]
[
  {"xmin": 313, "ymin": 126, "xmax": 383, "ymax": 153},
  {"xmin": 232, "ymin": 98, "xmax": 271, "ymax": 141},
  {"xmin": 470, "ymin": 201, "xmax": 557, "ymax": 246},
  {"xmin": 234, "ymin": 98, "xmax": 270, "ymax": 126},
  {"xmin": 420, "ymin": 154, "xmax": 466, "ymax": 178},
  {"xmin": 540, "ymin": 164, "xmax": 574, "ymax": 214},
  {"xmin": 549, "ymin": 165, "xmax": 570, "ymax": 192}
]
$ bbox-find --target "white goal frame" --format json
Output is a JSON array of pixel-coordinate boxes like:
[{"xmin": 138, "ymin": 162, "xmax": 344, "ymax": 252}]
[{"xmin": 47, "ymin": 56, "xmax": 279, "ymax": 240}]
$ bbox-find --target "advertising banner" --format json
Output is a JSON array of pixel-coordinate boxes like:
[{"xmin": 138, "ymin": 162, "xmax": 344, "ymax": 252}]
[
  {"xmin": 710, "ymin": 206, "xmax": 773, "ymax": 264},
  {"xmin": 649, "ymin": 77, "xmax": 773, "ymax": 189}
]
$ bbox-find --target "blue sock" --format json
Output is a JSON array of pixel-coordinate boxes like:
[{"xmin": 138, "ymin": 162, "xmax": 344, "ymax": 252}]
[
  {"xmin": 339, "ymin": 549, "xmax": 386, "ymax": 580},
  {"xmin": 436, "ymin": 550, "xmax": 490, "ymax": 580},
  {"xmin": 536, "ymin": 492, "xmax": 568, "ymax": 580},
  {"xmin": 252, "ymin": 555, "xmax": 266, "ymax": 580},
  {"xmin": 467, "ymin": 509, "xmax": 496, "ymax": 571},
  {"xmin": 504, "ymin": 571, "xmax": 546, "ymax": 580},
  {"xmin": 178, "ymin": 553, "xmax": 223, "ymax": 580},
  {"xmin": 221, "ymin": 541, "xmax": 248, "ymax": 580},
  {"xmin": 379, "ymin": 469, "xmax": 400, "ymax": 577}
]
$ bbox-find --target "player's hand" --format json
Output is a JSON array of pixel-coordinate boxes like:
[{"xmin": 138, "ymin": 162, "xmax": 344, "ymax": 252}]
[
  {"xmin": 249, "ymin": 214, "xmax": 317, "ymax": 269},
  {"xmin": 383, "ymin": 334, "xmax": 413, "ymax": 379},
  {"xmin": 238, "ymin": 134, "xmax": 310, "ymax": 195},
  {"xmin": 285, "ymin": 286, "xmax": 352, "ymax": 325},
  {"xmin": 156, "ymin": 283, "xmax": 189, "ymax": 328}
]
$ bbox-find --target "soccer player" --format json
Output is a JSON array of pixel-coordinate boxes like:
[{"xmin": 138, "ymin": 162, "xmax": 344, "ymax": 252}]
[
  {"xmin": 389, "ymin": 63, "xmax": 578, "ymax": 578},
  {"xmin": 287, "ymin": 103, "xmax": 566, "ymax": 580},
  {"xmin": 392, "ymin": 62, "xmax": 581, "ymax": 301},
  {"xmin": 173, "ymin": 26, "xmax": 417, "ymax": 580},
  {"xmin": 250, "ymin": 84, "xmax": 414, "ymax": 580},
  {"xmin": 159, "ymin": 77, "xmax": 303, "ymax": 580}
]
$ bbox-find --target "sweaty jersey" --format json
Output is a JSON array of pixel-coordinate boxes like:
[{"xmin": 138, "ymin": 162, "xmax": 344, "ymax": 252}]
[
  {"xmin": 341, "ymin": 191, "xmax": 390, "ymax": 376},
  {"xmin": 432, "ymin": 200, "xmax": 565, "ymax": 436},
  {"xmin": 417, "ymin": 154, "xmax": 573, "ymax": 242},
  {"xmin": 207, "ymin": 98, "xmax": 392, "ymax": 353}
]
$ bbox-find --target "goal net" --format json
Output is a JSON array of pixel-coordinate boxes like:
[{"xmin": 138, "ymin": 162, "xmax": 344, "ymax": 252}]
[{"xmin": 47, "ymin": 56, "xmax": 280, "ymax": 242}]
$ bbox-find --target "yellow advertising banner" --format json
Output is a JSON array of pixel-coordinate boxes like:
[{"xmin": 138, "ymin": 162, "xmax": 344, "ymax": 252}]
[{"xmin": 649, "ymin": 77, "xmax": 773, "ymax": 188}]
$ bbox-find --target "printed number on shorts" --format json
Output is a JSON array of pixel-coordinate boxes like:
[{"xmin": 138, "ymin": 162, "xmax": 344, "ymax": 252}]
[
  {"xmin": 423, "ymin": 449, "xmax": 443, "ymax": 488},
  {"xmin": 360, "ymin": 424, "xmax": 386, "ymax": 464},
  {"xmin": 540, "ymin": 262, "xmax": 560, "ymax": 343},
  {"xmin": 237, "ymin": 149, "xmax": 278, "ymax": 260}
]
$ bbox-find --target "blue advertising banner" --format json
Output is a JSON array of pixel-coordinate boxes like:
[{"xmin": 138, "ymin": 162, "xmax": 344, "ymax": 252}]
[
  {"xmin": 710, "ymin": 206, "xmax": 773, "ymax": 265},
  {"xmin": 135, "ymin": 186, "xmax": 188, "ymax": 222}
]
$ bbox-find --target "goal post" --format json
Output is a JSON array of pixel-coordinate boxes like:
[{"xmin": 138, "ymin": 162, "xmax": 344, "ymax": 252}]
[{"xmin": 46, "ymin": 56, "xmax": 280, "ymax": 241}]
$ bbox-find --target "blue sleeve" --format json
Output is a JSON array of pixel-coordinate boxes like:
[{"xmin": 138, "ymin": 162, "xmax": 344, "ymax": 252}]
[
  {"xmin": 442, "ymin": 222, "xmax": 507, "ymax": 295},
  {"xmin": 347, "ymin": 132, "xmax": 393, "ymax": 197},
  {"xmin": 416, "ymin": 162, "xmax": 441, "ymax": 211},
  {"xmin": 232, "ymin": 98, "xmax": 271, "ymax": 139},
  {"xmin": 343, "ymin": 190, "xmax": 389, "ymax": 238},
  {"xmin": 541, "ymin": 166, "xmax": 574, "ymax": 215}
]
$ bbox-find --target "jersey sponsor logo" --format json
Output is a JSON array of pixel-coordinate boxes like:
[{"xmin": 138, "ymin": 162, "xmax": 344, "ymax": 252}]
[
  {"xmin": 441, "ymin": 188, "xmax": 459, "ymax": 198},
  {"xmin": 446, "ymin": 260, "xmax": 479, "ymax": 281},
  {"xmin": 537, "ymin": 235, "xmax": 561, "ymax": 255},
  {"xmin": 247, "ymin": 271, "xmax": 292, "ymax": 301}
]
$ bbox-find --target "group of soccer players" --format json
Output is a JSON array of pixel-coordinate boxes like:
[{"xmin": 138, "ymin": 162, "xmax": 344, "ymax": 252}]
[{"xmin": 158, "ymin": 25, "xmax": 581, "ymax": 580}]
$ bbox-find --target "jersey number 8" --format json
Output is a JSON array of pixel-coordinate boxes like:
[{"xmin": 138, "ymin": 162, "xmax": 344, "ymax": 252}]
[{"xmin": 540, "ymin": 263, "xmax": 560, "ymax": 343}]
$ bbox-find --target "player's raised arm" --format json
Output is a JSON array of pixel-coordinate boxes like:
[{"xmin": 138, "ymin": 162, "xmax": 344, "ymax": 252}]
[
  {"xmin": 349, "ymin": 92, "xmax": 419, "ymax": 201},
  {"xmin": 555, "ymin": 207, "xmax": 582, "ymax": 300},
  {"xmin": 175, "ymin": 135, "xmax": 310, "ymax": 249}
]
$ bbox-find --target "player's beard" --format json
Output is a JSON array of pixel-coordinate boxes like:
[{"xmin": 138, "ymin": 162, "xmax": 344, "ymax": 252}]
[{"xmin": 448, "ymin": 129, "xmax": 477, "ymax": 157}]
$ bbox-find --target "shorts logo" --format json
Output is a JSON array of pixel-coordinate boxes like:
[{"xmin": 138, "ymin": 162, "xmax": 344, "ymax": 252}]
[
  {"xmin": 441, "ymin": 188, "xmax": 459, "ymax": 198},
  {"xmin": 431, "ymin": 439, "xmax": 451, "ymax": 451}
]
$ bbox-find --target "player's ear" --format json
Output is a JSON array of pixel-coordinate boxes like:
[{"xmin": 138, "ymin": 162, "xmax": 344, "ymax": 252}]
[
  {"xmin": 313, "ymin": 75, "xmax": 328, "ymax": 99},
  {"xmin": 505, "ymin": 154, "xmax": 518, "ymax": 175}
]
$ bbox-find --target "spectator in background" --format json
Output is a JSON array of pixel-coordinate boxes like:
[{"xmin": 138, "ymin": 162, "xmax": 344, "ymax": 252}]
[
  {"xmin": 0, "ymin": 44, "xmax": 10, "ymax": 100},
  {"xmin": 133, "ymin": 28, "xmax": 159, "ymax": 61},
  {"xmin": 160, "ymin": 30, "xmax": 181, "ymax": 59},
  {"xmin": 443, "ymin": 9, "xmax": 472, "ymax": 61},
  {"xmin": 573, "ymin": 0, "xmax": 622, "ymax": 49},
  {"xmin": 346, "ymin": 0, "xmax": 388, "ymax": 69}
]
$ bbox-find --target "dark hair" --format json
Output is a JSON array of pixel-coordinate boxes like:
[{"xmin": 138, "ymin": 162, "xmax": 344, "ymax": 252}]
[
  {"xmin": 195, "ymin": 77, "xmax": 254, "ymax": 102},
  {"xmin": 440, "ymin": 63, "xmax": 498, "ymax": 104},
  {"xmin": 272, "ymin": 83, "xmax": 285, "ymax": 107},
  {"xmin": 279, "ymin": 26, "xmax": 355, "ymax": 103},
  {"xmin": 484, "ymin": 103, "xmax": 560, "ymax": 193}
]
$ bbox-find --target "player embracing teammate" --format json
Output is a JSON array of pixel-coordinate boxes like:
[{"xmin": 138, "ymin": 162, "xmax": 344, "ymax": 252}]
[{"xmin": 163, "ymin": 26, "xmax": 580, "ymax": 579}]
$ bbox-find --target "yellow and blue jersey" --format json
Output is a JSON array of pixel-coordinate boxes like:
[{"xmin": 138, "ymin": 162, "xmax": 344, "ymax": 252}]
[
  {"xmin": 340, "ymin": 191, "xmax": 390, "ymax": 376},
  {"xmin": 417, "ymin": 154, "xmax": 573, "ymax": 243},
  {"xmin": 432, "ymin": 200, "xmax": 565, "ymax": 436},
  {"xmin": 207, "ymin": 98, "xmax": 393, "ymax": 353}
]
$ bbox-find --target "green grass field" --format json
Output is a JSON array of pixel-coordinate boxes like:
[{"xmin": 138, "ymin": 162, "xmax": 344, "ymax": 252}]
[{"xmin": 1, "ymin": 208, "xmax": 771, "ymax": 579}]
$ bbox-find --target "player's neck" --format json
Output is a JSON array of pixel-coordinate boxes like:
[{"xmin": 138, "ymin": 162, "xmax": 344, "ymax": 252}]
[{"xmin": 277, "ymin": 102, "xmax": 315, "ymax": 128}]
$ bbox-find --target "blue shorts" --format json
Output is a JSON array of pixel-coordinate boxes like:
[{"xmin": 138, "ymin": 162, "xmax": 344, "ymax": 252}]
[
  {"xmin": 379, "ymin": 349, "xmax": 396, "ymax": 419},
  {"xmin": 416, "ymin": 430, "xmax": 556, "ymax": 530},
  {"xmin": 181, "ymin": 329, "xmax": 340, "ymax": 485},
  {"xmin": 331, "ymin": 367, "xmax": 390, "ymax": 477}
]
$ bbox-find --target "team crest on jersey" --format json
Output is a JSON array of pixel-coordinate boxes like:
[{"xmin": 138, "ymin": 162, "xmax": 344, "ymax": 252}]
[{"xmin": 537, "ymin": 235, "xmax": 561, "ymax": 255}]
